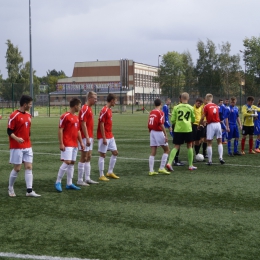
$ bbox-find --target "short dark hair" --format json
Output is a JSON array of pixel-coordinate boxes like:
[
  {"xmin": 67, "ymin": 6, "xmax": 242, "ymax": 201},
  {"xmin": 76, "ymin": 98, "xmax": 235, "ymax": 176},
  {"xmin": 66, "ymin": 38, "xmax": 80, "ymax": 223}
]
[
  {"xmin": 20, "ymin": 95, "xmax": 33, "ymax": 106},
  {"xmin": 196, "ymin": 98, "xmax": 203, "ymax": 103},
  {"xmin": 70, "ymin": 97, "xmax": 81, "ymax": 107},
  {"xmin": 154, "ymin": 98, "xmax": 161, "ymax": 106},
  {"xmin": 107, "ymin": 93, "xmax": 117, "ymax": 102},
  {"xmin": 230, "ymin": 97, "xmax": 237, "ymax": 102},
  {"xmin": 219, "ymin": 99, "xmax": 223, "ymax": 103},
  {"xmin": 247, "ymin": 96, "xmax": 254, "ymax": 102}
]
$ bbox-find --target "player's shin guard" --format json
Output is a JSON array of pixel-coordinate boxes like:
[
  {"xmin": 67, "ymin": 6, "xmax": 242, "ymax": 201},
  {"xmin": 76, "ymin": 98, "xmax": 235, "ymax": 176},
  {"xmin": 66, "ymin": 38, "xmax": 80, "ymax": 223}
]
[
  {"xmin": 66, "ymin": 164, "xmax": 74, "ymax": 185},
  {"xmin": 98, "ymin": 157, "xmax": 105, "ymax": 177},
  {"xmin": 25, "ymin": 169, "xmax": 33, "ymax": 191},
  {"xmin": 227, "ymin": 140, "xmax": 232, "ymax": 154},
  {"xmin": 234, "ymin": 139, "xmax": 238, "ymax": 153},
  {"xmin": 108, "ymin": 155, "xmax": 117, "ymax": 173},
  {"xmin": 187, "ymin": 148, "xmax": 193, "ymax": 167},
  {"xmin": 218, "ymin": 144, "xmax": 223, "ymax": 159},
  {"xmin": 168, "ymin": 148, "xmax": 178, "ymax": 165},
  {"xmin": 149, "ymin": 156, "xmax": 155, "ymax": 172},
  {"xmin": 241, "ymin": 138, "xmax": 245, "ymax": 151},
  {"xmin": 160, "ymin": 153, "xmax": 168, "ymax": 169},
  {"xmin": 249, "ymin": 138, "xmax": 253, "ymax": 151},
  {"xmin": 56, "ymin": 162, "xmax": 69, "ymax": 183},
  {"xmin": 207, "ymin": 146, "xmax": 212, "ymax": 162},
  {"xmin": 9, "ymin": 169, "xmax": 18, "ymax": 189},
  {"xmin": 77, "ymin": 162, "xmax": 85, "ymax": 182}
]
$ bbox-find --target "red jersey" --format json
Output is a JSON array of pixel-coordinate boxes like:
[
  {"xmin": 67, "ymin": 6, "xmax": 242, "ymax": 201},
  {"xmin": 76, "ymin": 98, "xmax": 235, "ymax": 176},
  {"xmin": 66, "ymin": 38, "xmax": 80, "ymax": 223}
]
[
  {"xmin": 203, "ymin": 103, "xmax": 220, "ymax": 124},
  {"xmin": 97, "ymin": 106, "xmax": 113, "ymax": 139},
  {"xmin": 59, "ymin": 112, "xmax": 80, "ymax": 147},
  {"xmin": 148, "ymin": 109, "xmax": 164, "ymax": 131},
  {"xmin": 8, "ymin": 110, "xmax": 32, "ymax": 149},
  {"xmin": 79, "ymin": 104, "xmax": 94, "ymax": 138}
]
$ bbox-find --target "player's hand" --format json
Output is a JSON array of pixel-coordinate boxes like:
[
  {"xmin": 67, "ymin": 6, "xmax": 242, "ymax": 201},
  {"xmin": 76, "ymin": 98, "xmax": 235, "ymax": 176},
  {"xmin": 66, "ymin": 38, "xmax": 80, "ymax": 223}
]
[
  {"xmin": 165, "ymin": 137, "xmax": 168, "ymax": 143},
  {"xmin": 103, "ymin": 138, "xmax": 107, "ymax": 145},
  {"xmin": 16, "ymin": 137, "xmax": 24, "ymax": 143},
  {"xmin": 59, "ymin": 144, "xmax": 65, "ymax": 151},
  {"xmin": 226, "ymin": 127, "xmax": 230, "ymax": 132},
  {"xmin": 239, "ymin": 125, "xmax": 242, "ymax": 130},
  {"xmin": 86, "ymin": 138, "xmax": 91, "ymax": 147},
  {"xmin": 80, "ymin": 142, "xmax": 85, "ymax": 150}
]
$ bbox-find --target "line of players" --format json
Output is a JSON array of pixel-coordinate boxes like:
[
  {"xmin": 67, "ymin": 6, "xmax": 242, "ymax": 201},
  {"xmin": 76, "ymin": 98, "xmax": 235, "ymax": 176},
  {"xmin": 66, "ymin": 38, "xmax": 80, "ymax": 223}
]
[
  {"xmin": 147, "ymin": 92, "xmax": 260, "ymax": 175},
  {"xmin": 7, "ymin": 92, "xmax": 120, "ymax": 197}
]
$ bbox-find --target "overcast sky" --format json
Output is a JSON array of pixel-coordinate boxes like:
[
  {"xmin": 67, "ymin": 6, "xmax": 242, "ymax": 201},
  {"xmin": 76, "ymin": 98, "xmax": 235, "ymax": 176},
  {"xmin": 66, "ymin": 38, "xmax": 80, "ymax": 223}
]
[{"xmin": 0, "ymin": 0, "xmax": 259, "ymax": 79}]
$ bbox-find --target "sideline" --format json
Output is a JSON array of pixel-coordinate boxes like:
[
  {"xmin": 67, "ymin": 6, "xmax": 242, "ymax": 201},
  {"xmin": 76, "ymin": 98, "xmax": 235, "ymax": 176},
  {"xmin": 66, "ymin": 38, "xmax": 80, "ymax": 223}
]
[{"xmin": 0, "ymin": 252, "xmax": 99, "ymax": 260}]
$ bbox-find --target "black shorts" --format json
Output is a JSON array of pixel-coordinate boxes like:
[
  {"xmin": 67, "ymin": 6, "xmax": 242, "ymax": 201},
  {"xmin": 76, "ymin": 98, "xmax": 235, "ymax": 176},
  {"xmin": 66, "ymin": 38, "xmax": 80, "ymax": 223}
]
[
  {"xmin": 192, "ymin": 124, "xmax": 203, "ymax": 141},
  {"xmin": 173, "ymin": 132, "xmax": 193, "ymax": 145},
  {"xmin": 242, "ymin": 126, "xmax": 254, "ymax": 136},
  {"xmin": 201, "ymin": 124, "xmax": 207, "ymax": 138}
]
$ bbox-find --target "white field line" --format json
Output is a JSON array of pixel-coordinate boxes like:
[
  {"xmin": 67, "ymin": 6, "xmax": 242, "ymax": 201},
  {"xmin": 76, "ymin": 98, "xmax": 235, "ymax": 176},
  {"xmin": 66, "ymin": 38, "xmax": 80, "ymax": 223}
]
[
  {"xmin": 0, "ymin": 149, "xmax": 260, "ymax": 167},
  {"xmin": 0, "ymin": 252, "xmax": 99, "ymax": 260}
]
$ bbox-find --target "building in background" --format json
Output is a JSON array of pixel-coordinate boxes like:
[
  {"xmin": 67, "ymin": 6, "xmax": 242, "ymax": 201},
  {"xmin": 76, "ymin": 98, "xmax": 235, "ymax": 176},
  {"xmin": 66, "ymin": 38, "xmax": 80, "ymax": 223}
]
[{"xmin": 50, "ymin": 59, "xmax": 159, "ymax": 105}]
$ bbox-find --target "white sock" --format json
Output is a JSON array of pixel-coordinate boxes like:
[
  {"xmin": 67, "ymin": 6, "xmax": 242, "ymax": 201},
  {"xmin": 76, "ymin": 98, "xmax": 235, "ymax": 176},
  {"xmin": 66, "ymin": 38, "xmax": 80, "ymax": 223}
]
[
  {"xmin": 207, "ymin": 146, "xmax": 212, "ymax": 162},
  {"xmin": 160, "ymin": 153, "xmax": 168, "ymax": 169},
  {"xmin": 78, "ymin": 162, "xmax": 84, "ymax": 182},
  {"xmin": 66, "ymin": 164, "xmax": 74, "ymax": 186},
  {"xmin": 98, "ymin": 157, "xmax": 104, "ymax": 177},
  {"xmin": 108, "ymin": 155, "xmax": 117, "ymax": 173},
  {"xmin": 56, "ymin": 162, "xmax": 68, "ymax": 183},
  {"xmin": 149, "ymin": 155, "xmax": 154, "ymax": 172},
  {"xmin": 25, "ymin": 169, "xmax": 33, "ymax": 189},
  {"xmin": 85, "ymin": 162, "xmax": 91, "ymax": 181},
  {"xmin": 218, "ymin": 144, "xmax": 223, "ymax": 159},
  {"xmin": 9, "ymin": 169, "xmax": 18, "ymax": 190}
]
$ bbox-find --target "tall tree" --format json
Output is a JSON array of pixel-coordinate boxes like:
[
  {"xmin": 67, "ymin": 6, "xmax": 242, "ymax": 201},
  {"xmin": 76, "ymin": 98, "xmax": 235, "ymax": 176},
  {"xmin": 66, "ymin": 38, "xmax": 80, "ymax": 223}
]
[
  {"xmin": 5, "ymin": 39, "xmax": 23, "ymax": 83},
  {"xmin": 243, "ymin": 36, "xmax": 260, "ymax": 96},
  {"xmin": 218, "ymin": 42, "xmax": 241, "ymax": 97},
  {"xmin": 195, "ymin": 39, "xmax": 220, "ymax": 96},
  {"xmin": 158, "ymin": 51, "xmax": 185, "ymax": 97}
]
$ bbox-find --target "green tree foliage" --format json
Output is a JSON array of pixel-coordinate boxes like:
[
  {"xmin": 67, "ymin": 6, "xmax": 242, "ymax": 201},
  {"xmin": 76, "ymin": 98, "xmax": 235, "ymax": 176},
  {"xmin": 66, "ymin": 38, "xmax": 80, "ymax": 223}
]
[
  {"xmin": 158, "ymin": 51, "xmax": 185, "ymax": 98},
  {"xmin": 5, "ymin": 39, "xmax": 23, "ymax": 83},
  {"xmin": 243, "ymin": 36, "xmax": 260, "ymax": 96},
  {"xmin": 218, "ymin": 42, "xmax": 241, "ymax": 97}
]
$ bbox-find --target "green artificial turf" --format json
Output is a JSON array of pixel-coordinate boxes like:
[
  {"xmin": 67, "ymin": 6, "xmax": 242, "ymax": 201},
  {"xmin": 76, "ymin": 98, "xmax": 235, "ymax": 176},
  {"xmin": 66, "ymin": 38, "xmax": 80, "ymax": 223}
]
[{"xmin": 0, "ymin": 114, "xmax": 260, "ymax": 260}]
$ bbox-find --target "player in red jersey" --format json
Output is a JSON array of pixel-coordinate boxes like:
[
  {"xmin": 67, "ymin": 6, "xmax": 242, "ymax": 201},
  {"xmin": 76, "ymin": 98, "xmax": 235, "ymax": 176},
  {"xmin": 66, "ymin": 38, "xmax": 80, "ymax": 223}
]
[
  {"xmin": 200, "ymin": 94, "xmax": 225, "ymax": 165},
  {"xmin": 55, "ymin": 98, "xmax": 84, "ymax": 192},
  {"xmin": 148, "ymin": 98, "xmax": 170, "ymax": 175},
  {"xmin": 7, "ymin": 95, "xmax": 40, "ymax": 197},
  {"xmin": 77, "ymin": 91, "xmax": 99, "ymax": 185},
  {"xmin": 97, "ymin": 93, "xmax": 119, "ymax": 181}
]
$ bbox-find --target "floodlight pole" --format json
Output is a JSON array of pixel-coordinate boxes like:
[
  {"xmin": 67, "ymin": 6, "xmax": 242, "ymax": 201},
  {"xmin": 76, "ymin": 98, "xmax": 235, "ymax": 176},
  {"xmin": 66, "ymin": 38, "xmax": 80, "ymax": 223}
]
[
  {"xmin": 240, "ymin": 50, "xmax": 246, "ymax": 102},
  {"xmin": 158, "ymin": 54, "xmax": 162, "ymax": 95},
  {"xmin": 29, "ymin": 0, "xmax": 34, "ymax": 116}
]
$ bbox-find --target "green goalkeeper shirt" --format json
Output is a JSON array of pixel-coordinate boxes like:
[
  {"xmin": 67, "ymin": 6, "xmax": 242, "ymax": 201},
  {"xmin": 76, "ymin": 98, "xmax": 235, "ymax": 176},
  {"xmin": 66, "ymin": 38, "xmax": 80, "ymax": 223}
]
[{"xmin": 171, "ymin": 103, "xmax": 195, "ymax": 132}]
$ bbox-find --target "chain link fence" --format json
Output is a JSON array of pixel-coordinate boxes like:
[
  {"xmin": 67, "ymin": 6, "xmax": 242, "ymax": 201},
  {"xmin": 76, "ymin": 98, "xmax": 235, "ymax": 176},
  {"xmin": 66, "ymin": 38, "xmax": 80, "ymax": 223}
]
[{"xmin": 0, "ymin": 82, "xmax": 259, "ymax": 118}]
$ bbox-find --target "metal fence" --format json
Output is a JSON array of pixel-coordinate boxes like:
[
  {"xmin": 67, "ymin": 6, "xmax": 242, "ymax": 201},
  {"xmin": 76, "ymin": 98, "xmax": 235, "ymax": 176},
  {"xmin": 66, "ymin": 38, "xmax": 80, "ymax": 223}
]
[{"xmin": 0, "ymin": 82, "xmax": 259, "ymax": 117}]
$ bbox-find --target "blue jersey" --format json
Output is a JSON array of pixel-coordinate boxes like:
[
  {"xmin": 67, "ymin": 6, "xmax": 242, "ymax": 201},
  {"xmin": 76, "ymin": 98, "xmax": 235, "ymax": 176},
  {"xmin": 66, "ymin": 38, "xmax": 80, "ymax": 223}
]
[
  {"xmin": 254, "ymin": 106, "xmax": 260, "ymax": 135},
  {"xmin": 218, "ymin": 104, "xmax": 226, "ymax": 121},
  {"xmin": 162, "ymin": 104, "xmax": 171, "ymax": 128},
  {"xmin": 224, "ymin": 105, "xmax": 230, "ymax": 119},
  {"xmin": 228, "ymin": 105, "xmax": 239, "ymax": 125}
]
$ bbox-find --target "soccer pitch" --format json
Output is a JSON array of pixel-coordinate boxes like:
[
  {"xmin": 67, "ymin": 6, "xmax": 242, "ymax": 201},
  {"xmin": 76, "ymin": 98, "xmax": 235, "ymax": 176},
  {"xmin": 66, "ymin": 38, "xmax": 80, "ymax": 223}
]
[{"xmin": 0, "ymin": 114, "xmax": 260, "ymax": 260}]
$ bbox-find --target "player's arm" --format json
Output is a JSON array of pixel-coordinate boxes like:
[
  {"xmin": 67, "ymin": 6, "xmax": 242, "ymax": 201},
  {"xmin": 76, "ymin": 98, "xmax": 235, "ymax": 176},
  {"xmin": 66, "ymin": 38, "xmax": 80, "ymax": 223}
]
[
  {"xmin": 170, "ymin": 107, "xmax": 176, "ymax": 125},
  {"xmin": 77, "ymin": 130, "xmax": 85, "ymax": 150},
  {"xmin": 100, "ymin": 122, "xmax": 107, "ymax": 145},
  {"xmin": 242, "ymin": 105, "xmax": 253, "ymax": 117},
  {"xmin": 58, "ymin": 128, "xmax": 65, "ymax": 151},
  {"xmin": 7, "ymin": 128, "xmax": 24, "ymax": 143},
  {"xmin": 81, "ymin": 121, "xmax": 90, "ymax": 146},
  {"xmin": 160, "ymin": 124, "xmax": 168, "ymax": 143},
  {"xmin": 237, "ymin": 116, "xmax": 242, "ymax": 130}
]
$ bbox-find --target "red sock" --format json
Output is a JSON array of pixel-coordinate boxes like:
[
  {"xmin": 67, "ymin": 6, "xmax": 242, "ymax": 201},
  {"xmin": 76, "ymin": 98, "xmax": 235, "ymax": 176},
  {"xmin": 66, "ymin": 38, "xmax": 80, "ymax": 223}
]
[
  {"xmin": 249, "ymin": 139, "xmax": 253, "ymax": 151},
  {"xmin": 241, "ymin": 138, "xmax": 245, "ymax": 150}
]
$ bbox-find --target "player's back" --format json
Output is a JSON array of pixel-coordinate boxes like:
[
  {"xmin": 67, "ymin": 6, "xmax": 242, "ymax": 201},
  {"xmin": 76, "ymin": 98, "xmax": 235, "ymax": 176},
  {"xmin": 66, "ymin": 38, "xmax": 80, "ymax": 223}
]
[{"xmin": 171, "ymin": 103, "xmax": 194, "ymax": 132}]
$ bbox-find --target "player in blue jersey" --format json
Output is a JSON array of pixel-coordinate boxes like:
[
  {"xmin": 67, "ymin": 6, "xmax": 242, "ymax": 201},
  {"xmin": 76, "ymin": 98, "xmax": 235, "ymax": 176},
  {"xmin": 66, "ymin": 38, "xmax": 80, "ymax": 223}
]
[
  {"xmin": 254, "ymin": 99, "xmax": 260, "ymax": 153},
  {"xmin": 162, "ymin": 98, "xmax": 173, "ymax": 137},
  {"xmin": 226, "ymin": 97, "xmax": 242, "ymax": 156},
  {"xmin": 218, "ymin": 99, "xmax": 229, "ymax": 144}
]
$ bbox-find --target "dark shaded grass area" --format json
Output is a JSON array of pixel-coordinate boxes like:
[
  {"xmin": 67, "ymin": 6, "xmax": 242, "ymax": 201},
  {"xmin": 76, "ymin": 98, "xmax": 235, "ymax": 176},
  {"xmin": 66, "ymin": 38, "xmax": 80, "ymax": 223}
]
[{"xmin": 0, "ymin": 114, "xmax": 260, "ymax": 260}]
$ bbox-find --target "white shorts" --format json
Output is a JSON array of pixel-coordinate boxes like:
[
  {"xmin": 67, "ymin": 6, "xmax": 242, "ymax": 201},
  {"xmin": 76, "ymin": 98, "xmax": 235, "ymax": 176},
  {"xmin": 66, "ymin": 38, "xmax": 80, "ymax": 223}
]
[
  {"xmin": 60, "ymin": 147, "xmax": 78, "ymax": 161},
  {"xmin": 9, "ymin": 148, "xmax": 33, "ymax": 164},
  {"xmin": 98, "ymin": 137, "xmax": 117, "ymax": 154},
  {"xmin": 150, "ymin": 130, "xmax": 168, "ymax": 147},
  {"xmin": 207, "ymin": 122, "xmax": 222, "ymax": 140},
  {"xmin": 78, "ymin": 138, "xmax": 94, "ymax": 152}
]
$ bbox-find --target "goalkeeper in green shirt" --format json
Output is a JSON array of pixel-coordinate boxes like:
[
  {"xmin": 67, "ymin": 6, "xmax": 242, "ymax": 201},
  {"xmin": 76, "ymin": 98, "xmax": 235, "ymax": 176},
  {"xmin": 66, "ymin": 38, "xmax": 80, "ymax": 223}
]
[{"xmin": 166, "ymin": 92, "xmax": 196, "ymax": 171}]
